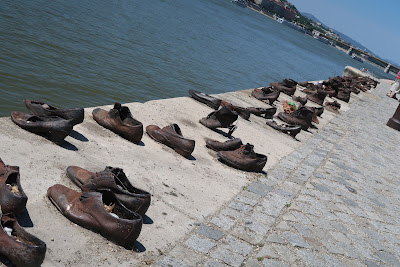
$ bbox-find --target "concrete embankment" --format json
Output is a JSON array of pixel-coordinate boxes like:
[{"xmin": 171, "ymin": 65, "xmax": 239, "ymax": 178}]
[{"xmin": 0, "ymin": 73, "xmax": 370, "ymax": 266}]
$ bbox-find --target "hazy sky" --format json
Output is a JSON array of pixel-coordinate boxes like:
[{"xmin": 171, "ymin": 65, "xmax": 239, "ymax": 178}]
[{"xmin": 289, "ymin": 0, "xmax": 400, "ymax": 65}]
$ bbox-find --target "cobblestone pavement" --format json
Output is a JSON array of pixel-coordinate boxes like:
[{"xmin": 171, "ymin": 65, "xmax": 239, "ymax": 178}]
[{"xmin": 157, "ymin": 81, "xmax": 400, "ymax": 267}]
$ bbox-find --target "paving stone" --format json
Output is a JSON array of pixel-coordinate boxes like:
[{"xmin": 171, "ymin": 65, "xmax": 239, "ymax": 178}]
[
  {"xmin": 197, "ymin": 224, "xmax": 224, "ymax": 241},
  {"xmin": 374, "ymin": 251, "xmax": 400, "ymax": 266},
  {"xmin": 250, "ymin": 211, "xmax": 276, "ymax": 226},
  {"xmin": 246, "ymin": 182, "xmax": 273, "ymax": 197},
  {"xmin": 220, "ymin": 235, "xmax": 253, "ymax": 256},
  {"xmin": 320, "ymin": 254, "xmax": 345, "ymax": 267},
  {"xmin": 221, "ymin": 207, "xmax": 245, "ymax": 220},
  {"xmin": 243, "ymin": 258, "xmax": 263, "ymax": 267},
  {"xmin": 211, "ymin": 214, "xmax": 236, "ymax": 231},
  {"xmin": 185, "ymin": 234, "xmax": 217, "ymax": 253},
  {"xmin": 295, "ymin": 249, "xmax": 326, "ymax": 267},
  {"xmin": 169, "ymin": 245, "xmax": 204, "ymax": 266},
  {"xmin": 266, "ymin": 233, "xmax": 287, "ymax": 244},
  {"xmin": 229, "ymin": 201, "xmax": 253, "ymax": 214},
  {"xmin": 281, "ymin": 231, "xmax": 310, "ymax": 248},
  {"xmin": 210, "ymin": 247, "xmax": 245, "ymax": 267},
  {"xmin": 235, "ymin": 194, "xmax": 259, "ymax": 206},
  {"xmin": 276, "ymin": 221, "xmax": 291, "ymax": 231},
  {"xmin": 204, "ymin": 259, "xmax": 229, "ymax": 267},
  {"xmin": 311, "ymin": 182, "xmax": 332, "ymax": 193},
  {"xmin": 256, "ymin": 244, "xmax": 279, "ymax": 259},
  {"xmin": 157, "ymin": 256, "xmax": 189, "ymax": 267},
  {"xmin": 262, "ymin": 259, "xmax": 290, "ymax": 267},
  {"xmin": 364, "ymin": 260, "xmax": 383, "ymax": 267}
]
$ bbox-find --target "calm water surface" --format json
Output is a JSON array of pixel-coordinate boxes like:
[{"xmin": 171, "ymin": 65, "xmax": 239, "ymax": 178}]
[{"xmin": 0, "ymin": 0, "xmax": 393, "ymax": 117}]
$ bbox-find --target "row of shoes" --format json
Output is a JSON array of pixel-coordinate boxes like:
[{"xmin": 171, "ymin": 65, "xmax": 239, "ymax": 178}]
[
  {"xmin": 11, "ymin": 100, "xmax": 84, "ymax": 144},
  {"xmin": 188, "ymin": 91, "xmax": 269, "ymax": 172},
  {"xmin": 0, "ymin": 158, "xmax": 46, "ymax": 267},
  {"xmin": 48, "ymin": 166, "xmax": 151, "ymax": 249}
]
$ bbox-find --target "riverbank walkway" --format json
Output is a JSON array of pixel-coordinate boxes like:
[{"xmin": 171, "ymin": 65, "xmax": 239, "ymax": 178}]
[{"xmin": 157, "ymin": 81, "xmax": 400, "ymax": 267}]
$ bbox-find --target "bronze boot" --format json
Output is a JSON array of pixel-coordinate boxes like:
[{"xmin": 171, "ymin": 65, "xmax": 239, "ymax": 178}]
[{"xmin": 205, "ymin": 138, "xmax": 243, "ymax": 151}]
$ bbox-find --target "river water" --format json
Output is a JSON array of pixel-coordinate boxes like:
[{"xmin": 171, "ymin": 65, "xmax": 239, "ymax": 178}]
[{"xmin": 0, "ymin": 0, "xmax": 393, "ymax": 117}]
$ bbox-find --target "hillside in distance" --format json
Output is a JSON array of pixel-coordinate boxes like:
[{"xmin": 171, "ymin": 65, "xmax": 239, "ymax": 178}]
[{"xmin": 302, "ymin": 12, "xmax": 373, "ymax": 53}]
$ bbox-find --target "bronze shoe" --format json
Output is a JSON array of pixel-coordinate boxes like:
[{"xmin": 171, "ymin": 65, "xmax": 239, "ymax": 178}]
[
  {"xmin": 305, "ymin": 89, "xmax": 327, "ymax": 106},
  {"xmin": 266, "ymin": 120, "xmax": 302, "ymax": 138},
  {"xmin": 271, "ymin": 84, "xmax": 296, "ymax": 96},
  {"xmin": 25, "ymin": 100, "xmax": 84, "ymax": 126},
  {"xmin": 277, "ymin": 107, "xmax": 314, "ymax": 130},
  {"xmin": 66, "ymin": 166, "xmax": 151, "ymax": 216},
  {"xmin": 0, "ymin": 214, "xmax": 46, "ymax": 267},
  {"xmin": 146, "ymin": 124, "xmax": 195, "ymax": 158},
  {"xmin": 188, "ymin": 90, "xmax": 221, "ymax": 110},
  {"xmin": 251, "ymin": 88, "xmax": 280, "ymax": 105},
  {"xmin": 199, "ymin": 106, "xmax": 238, "ymax": 135},
  {"xmin": 246, "ymin": 107, "xmax": 277, "ymax": 118},
  {"xmin": 0, "ymin": 159, "xmax": 28, "ymax": 215},
  {"xmin": 217, "ymin": 143, "xmax": 267, "ymax": 173},
  {"xmin": 92, "ymin": 103, "xmax": 143, "ymax": 144},
  {"xmin": 11, "ymin": 112, "xmax": 73, "ymax": 144},
  {"xmin": 292, "ymin": 95, "xmax": 307, "ymax": 106},
  {"xmin": 47, "ymin": 184, "xmax": 143, "ymax": 249},
  {"xmin": 205, "ymin": 138, "xmax": 243, "ymax": 151},
  {"xmin": 220, "ymin": 100, "xmax": 250, "ymax": 120}
]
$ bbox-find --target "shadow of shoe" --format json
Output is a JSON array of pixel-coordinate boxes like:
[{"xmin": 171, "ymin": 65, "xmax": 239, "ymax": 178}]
[
  {"xmin": 137, "ymin": 140, "xmax": 145, "ymax": 147},
  {"xmin": 69, "ymin": 130, "xmax": 89, "ymax": 142},
  {"xmin": 0, "ymin": 254, "xmax": 13, "ymax": 267},
  {"xmin": 16, "ymin": 208, "xmax": 34, "ymax": 228},
  {"xmin": 133, "ymin": 240, "xmax": 146, "ymax": 253},
  {"xmin": 187, "ymin": 155, "xmax": 196, "ymax": 161},
  {"xmin": 211, "ymin": 128, "xmax": 236, "ymax": 139},
  {"xmin": 143, "ymin": 215, "xmax": 153, "ymax": 225},
  {"xmin": 59, "ymin": 140, "xmax": 78, "ymax": 151}
]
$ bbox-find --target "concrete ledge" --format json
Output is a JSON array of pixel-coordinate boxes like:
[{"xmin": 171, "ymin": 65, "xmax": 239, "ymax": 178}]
[{"xmin": 0, "ymin": 81, "xmax": 372, "ymax": 266}]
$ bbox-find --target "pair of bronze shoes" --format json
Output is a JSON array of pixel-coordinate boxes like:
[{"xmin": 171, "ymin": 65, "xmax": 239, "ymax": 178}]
[
  {"xmin": 11, "ymin": 100, "xmax": 84, "ymax": 144},
  {"xmin": 0, "ymin": 158, "xmax": 46, "ymax": 267},
  {"xmin": 47, "ymin": 166, "xmax": 151, "ymax": 248},
  {"xmin": 205, "ymin": 139, "xmax": 267, "ymax": 172}
]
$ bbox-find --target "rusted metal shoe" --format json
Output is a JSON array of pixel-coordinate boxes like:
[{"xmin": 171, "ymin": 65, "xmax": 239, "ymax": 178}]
[
  {"xmin": 246, "ymin": 107, "xmax": 277, "ymax": 118},
  {"xmin": 217, "ymin": 143, "xmax": 267, "ymax": 172},
  {"xmin": 205, "ymin": 138, "xmax": 243, "ymax": 151},
  {"xmin": 336, "ymin": 89, "xmax": 351, "ymax": 103},
  {"xmin": 265, "ymin": 120, "xmax": 302, "ymax": 138},
  {"xmin": 292, "ymin": 95, "xmax": 307, "ymax": 106},
  {"xmin": 220, "ymin": 101, "xmax": 250, "ymax": 120},
  {"xmin": 305, "ymin": 106, "xmax": 324, "ymax": 117},
  {"xmin": 11, "ymin": 112, "xmax": 73, "ymax": 144},
  {"xmin": 0, "ymin": 159, "xmax": 28, "ymax": 215},
  {"xmin": 47, "ymin": 184, "xmax": 142, "ymax": 249},
  {"xmin": 277, "ymin": 107, "xmax": 314, "ymax": 130},
  {"xmin": 281, "ymin": 79, "xmax": 298, "ymax": 88},
  {"xmin": 251, "ymin": 88, "xmax": 280, "ymax": 105},
  {"xmin": 66, "ymin": 166, "xmax": 151, "ymax": 216},
  {"xmin": 0, "ymin": 214, "xmax": 46, "ymax": 267},
  {"xmin": 305, "ymin": 89, "xmax": 327, "ymax": 106},
  {"xmin": 25, "ymin": 100, "xmax": 84, "ymax": 126},
  {"xmin": 325, "ymin": 100, "xmax": 341, "ymax": 111},
  {"xmin": 188, "ymin": 90, "xmax": 221, "ymax": 110},
  {"xmin": 271, "ymin": 84, "xmax": 296, "ymax": 96},
  {"xmin": 200, "ymin": 106, "xmax": 238, "ymax": 136},
  {"xmin": 298, "ymin": 81, "xmax": 310, "ymax": 87},
  {"xmin": 92, "ymin": 103, "xmax": 143, "ymax": 144},
  {"xmin": 146, "ymin": 124, "xmax": 195, "ymax": 158}
]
